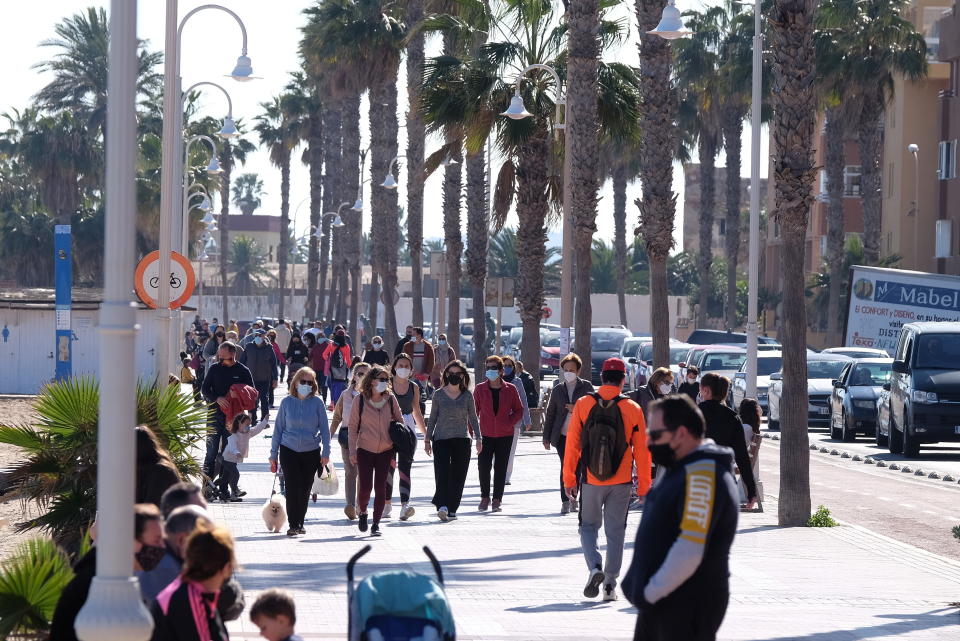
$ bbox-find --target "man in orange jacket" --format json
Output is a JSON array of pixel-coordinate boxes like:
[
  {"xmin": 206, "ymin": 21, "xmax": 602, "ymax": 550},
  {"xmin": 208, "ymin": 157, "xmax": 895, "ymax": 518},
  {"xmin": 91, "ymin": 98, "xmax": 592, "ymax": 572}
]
[{"xmin": 564, "ymin": 357, "xmax": 651, "ymax": 602}]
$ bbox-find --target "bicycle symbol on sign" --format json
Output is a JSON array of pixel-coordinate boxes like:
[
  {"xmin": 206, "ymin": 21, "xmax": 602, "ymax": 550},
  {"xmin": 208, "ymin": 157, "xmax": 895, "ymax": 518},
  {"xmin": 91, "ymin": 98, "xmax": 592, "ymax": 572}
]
[{"xmin": 149, "ymin": 273, "xmax": 183, "ymax": 290}]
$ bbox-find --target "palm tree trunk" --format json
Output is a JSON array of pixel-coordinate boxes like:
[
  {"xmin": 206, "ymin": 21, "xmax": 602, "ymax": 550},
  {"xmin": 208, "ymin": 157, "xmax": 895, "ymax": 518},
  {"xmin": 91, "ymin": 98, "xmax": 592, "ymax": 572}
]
[
  {"xmin": 443, "ymin": 142, "xmax": 463, "ymax": 353},
  {"xmin": 336, "ymin": 266, "xmax": 349, "ymax": 324},
  {"xmin": 306, "ymin": 110, "xmax": 324, "ymax": 320},
  {"xmin": 370, "ymin": 78, "xmax": 400, "ymax": 350},
  {"xmin": 770, "ymin": 0, "xmax": 817, "ymax": 527},
  {"xmin": 613, "ymin": 167, "xmax": 629, "ymax": 327},
  {"xmin": 278, "ymin": 153, "xmax": 291, "ymax": 319},
  {"xmin": 320, "ymin": 100, "xmax": 343, "ymax": 318},
  {"xmin": 406, "ymin": 0, "xmax": 426, "ymax": 328},
  {"xmin": 517, "ymin": 134, "xmax": 550, "ymax": 380},
  {"xmin": 825, "ymin": 107, "xmax": 847, "ymax": 346},
  {"xmin": 568, "ymin": 0, "xmax": 601, "ymax": 372},
  {"xmin": 858, "ymin": 91, "xmax": 883, "ymax": 265},
  {"xmin": 697, "ymin": 133, "xmax": 717, "ymax": 327},
  {"xmin": 635, "ymin": 0, "xmax": 679, "ymax": 369},
  {"xmin": 219, "ymin": 140, "xmax": 233, "ymax": 323},
  {"xmin": 723, "ymin": 107, "xmax": 744, "ymax": 330},
  {"xmin": 382, "ymin": 77, "xmax": 401, "ymax": 348},
  {"xmin": 466, "ymin": 150, "xmax": 489, "ymax": 368},
  {"xmin": 340, "ymin": 94, "xmax": 362, "ymax": 346}
]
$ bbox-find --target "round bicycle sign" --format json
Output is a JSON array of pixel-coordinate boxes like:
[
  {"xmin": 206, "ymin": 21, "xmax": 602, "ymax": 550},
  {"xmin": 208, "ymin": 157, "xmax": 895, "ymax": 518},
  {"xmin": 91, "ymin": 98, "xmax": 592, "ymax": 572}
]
[{"xmin": 135, "ymin": 250, "xmax": 196, "ymax": 309}]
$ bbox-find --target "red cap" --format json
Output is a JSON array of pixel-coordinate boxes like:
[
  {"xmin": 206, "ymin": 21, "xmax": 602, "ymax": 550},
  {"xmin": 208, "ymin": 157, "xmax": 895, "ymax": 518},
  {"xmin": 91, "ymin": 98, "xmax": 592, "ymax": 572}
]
[{"xmin": 601, "ymin": 357, "xmax": 626, "ymax": 373}]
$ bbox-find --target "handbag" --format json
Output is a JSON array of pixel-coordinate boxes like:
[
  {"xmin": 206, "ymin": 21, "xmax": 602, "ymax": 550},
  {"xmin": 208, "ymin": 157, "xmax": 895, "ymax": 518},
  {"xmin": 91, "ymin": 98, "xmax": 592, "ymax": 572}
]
[
  {"xmin": 390, "ymin": 419, "xmax": 418, "ymax": 457},
  {"xmin": 312, "ymin": 464, "xmax": 339, "ymax": 496}
]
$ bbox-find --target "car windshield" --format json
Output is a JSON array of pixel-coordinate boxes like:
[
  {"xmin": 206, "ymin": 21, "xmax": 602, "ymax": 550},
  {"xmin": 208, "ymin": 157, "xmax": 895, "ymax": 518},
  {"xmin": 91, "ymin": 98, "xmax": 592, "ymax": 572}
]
[
  {"xmin": 700, "ymin": 352, "xmax": 746, "ymax": 371},
  {"xmin": 914, "ymin": 334, "xmax": 960, "ymax": 369},
  {"xmin": 669, "ymin": 346, "xmax": 691, "ymax": 363},
  {"xmin": 542, "ymin": 331, "xmax": 562, "ymax": 348},
  {"xmin": 639, "ymin": 344, "xmax": 654, "ymax": 362},
  {"xmin": 807, "ymin": 360, "xmax": 849, "ymax": 379},
  {"xmin": 461, "ymin": 325, "xmax": 473, "ymax": 336},
  {"xmin": 591, "ymin": 331, "xmax": 629, "ymax": 351},
  {"xmin": 849, "ymin": 363, "xmax": 891, "ymax": 386},
  {"xmin": 621, "ymin": 338, "xmax": 644, "ymax": 356},
  {"xmin": 758, "ymin": 357, "xmax": 783, "ymax": 376}
]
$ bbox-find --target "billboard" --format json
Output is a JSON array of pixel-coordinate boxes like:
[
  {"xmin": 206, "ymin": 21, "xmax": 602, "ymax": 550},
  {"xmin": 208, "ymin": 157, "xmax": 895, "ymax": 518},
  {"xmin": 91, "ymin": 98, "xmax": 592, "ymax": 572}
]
[{"xmin": 844, "ymin": 265, "xmax": 960, "ymax": 355}]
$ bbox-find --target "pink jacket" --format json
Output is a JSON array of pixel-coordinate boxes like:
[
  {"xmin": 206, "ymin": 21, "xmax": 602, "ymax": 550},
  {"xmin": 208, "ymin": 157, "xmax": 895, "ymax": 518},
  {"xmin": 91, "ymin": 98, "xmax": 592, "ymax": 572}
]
[{"xmin": 474, "ymin": 380, "xmax": 523, "ymax": 438}]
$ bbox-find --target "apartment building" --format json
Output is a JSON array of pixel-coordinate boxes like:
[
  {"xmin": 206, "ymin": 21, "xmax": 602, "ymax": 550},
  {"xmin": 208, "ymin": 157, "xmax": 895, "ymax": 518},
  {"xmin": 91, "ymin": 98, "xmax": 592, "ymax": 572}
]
[
  {"xmin": 935, "ymin": 4, "xmax": 960, "ymax": 273},
  {"xmin": 681, "ymin": 163, "xmax": 765, "ymax": 264}
]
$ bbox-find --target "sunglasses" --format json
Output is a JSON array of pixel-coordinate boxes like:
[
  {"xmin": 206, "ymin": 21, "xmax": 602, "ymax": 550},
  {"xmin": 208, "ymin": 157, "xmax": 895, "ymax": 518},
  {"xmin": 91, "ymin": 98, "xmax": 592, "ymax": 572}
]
[
  {"xmin": 485, "ymin": 364, "xmax": 502, "ymax": 370},
  {"xmin": 300, "ymin": 379, "xmax": 316, "ymax": 384},
  {"xmin": 215, "ymin": 334, "xmax": 225, "ymax": 338},
  {"xmin": 447, "ymin": 370, "xmax": 465, "ymax": 377}
]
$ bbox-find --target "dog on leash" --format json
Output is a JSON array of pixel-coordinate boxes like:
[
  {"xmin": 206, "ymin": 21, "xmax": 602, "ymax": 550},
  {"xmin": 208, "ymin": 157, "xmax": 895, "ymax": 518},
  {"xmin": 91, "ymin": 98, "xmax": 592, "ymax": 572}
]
[{"xmin": 262, "ymin": 495, "xmax": 287, "ymax": 533}]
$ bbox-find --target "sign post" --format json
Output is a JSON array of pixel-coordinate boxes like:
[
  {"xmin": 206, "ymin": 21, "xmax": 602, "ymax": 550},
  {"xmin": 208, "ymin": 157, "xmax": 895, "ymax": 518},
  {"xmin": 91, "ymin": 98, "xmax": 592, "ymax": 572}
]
[
  {"xmin": 485, "ymin": 277, "xmax": 515, "ymax": 355},
  {"xmin": 54, "ymin": 225, "xmax": 72, "ymax": 380}
]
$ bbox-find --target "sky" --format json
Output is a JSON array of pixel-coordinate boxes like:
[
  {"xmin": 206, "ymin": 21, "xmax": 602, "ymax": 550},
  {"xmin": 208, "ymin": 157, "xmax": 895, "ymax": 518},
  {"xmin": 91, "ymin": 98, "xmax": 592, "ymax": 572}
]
[{"xmin": 1, "ymin": 0, "xmax": 768, "ymax": 250}]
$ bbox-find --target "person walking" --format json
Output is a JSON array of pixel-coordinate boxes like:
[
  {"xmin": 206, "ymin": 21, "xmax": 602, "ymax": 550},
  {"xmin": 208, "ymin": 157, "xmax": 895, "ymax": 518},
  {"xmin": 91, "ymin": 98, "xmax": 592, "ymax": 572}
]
[
  {"xmin": 274, "ymin": 318, "xmax": 293, "ymax": 381},
  {"xmin": 738, "ymin": 397, "xmax": 763, "ymax": 504},
  {"xmin": 631, "ymin": 367, "xmax": 677, "ymax": 419},
  {"xmin": 501, "ymin": 355, "xmax": 531, "ymax": 485},
  {"xmin": 362, "ymin": 335, "xmax": 391, "ymax": 366},
  {"xmin": 135, "ymin": 425, "xmax": 182, "ymax": 508},
  {"xmin": 330, "ymin": 362, "xmax": 370, "ymax": 520},
  {"xmin": 622, "ymin": 395, "xmax": 740, "ymax": 640},
  {"xmin": 697, "ymin": 373, "xmax": 757, "ymax": 507},
  {"xmin": 218, "ymin": 412, "xmax": 269, "ymax": 502},
  {"xmin": 324, "ymin": 329, "xmax": 353, "ymax": 405},
  {"xmin": 388, "ymin": 354, "xmax": 428, "ymax": 521},
  {"xmin": 395, "ymin": 325, "xmax": 414, "ymax": 357},
  {"xmin": 402, "ymin": 327, "xmax": 435, "ymax": 386},
  {"xmin": 266, "ymin": 329, "xmax": 285, "ymax": 408},
  {"xmin": 269, "ymin": 367, "xmax": 331, "ymax": 537},
  {"xmin": 202, "ymin": 328, "xmax": 227, "ymax": 370},
  {"xmin": 543, "ymin": 354, "xmax": 594, "ymax": 514},
  {"xmin": 677, "ymin": 365, "xmax": 700, "ymax": 401},
  {"xmin": 430, "ymin": 333, "xmax": 458, "ymax": 389},
  {"xmin": 240, "ymin": 329, "xmax": 279, "ymax": 422},
  {"xmin": 563, "ymin": 357, "xmax": 650, "ymax": 602},
  {"xmin": 200, "ymin": 342, "xmax": 254, "ymax": 479},
  {"xmin": 347, "ymin": 365, "xmax": 403, "ymax": 536},
  {"xmin": 285, "ymin": 333, "xmax": 310, "ymax": 381},
  {"xmin": 309, "ymin": 332, "xmax": 330, "ymax": 402},
  {"xmin": 426, "ymin": 360, "xmax": 480, "ymax": 521},
  {"xmin": 473, "ymin": 355, "xmax": 523, "ymax": 512}
]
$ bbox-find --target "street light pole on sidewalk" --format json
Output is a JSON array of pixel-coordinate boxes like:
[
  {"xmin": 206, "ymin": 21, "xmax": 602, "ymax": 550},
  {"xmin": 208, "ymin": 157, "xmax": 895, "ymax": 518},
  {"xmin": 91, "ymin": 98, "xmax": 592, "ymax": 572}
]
[
  {"xmin": 74, "ymin": 1, "xmax": 153, "ymax": 638},
  {"xmin": 745, "ymin": 0, "xmax": 762, "ymax": 398}
]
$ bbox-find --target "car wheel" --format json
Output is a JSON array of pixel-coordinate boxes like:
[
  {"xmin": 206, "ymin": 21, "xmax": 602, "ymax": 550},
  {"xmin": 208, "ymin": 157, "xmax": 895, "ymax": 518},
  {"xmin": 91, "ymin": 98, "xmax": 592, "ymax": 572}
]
[
  {"xmin": 829, "ymin": 413, "xmax": 840, "ymax": 440},
  {"xmin": 902, "ymin": 422, "xmax": 920, "ymax": 458},
  {"xmin": 889, "ymin": 414, "xmax": 904, "ymax": 454},
  {"xmin": 840, "ymin": 410, "xmax": 855, "ymax": 443}
]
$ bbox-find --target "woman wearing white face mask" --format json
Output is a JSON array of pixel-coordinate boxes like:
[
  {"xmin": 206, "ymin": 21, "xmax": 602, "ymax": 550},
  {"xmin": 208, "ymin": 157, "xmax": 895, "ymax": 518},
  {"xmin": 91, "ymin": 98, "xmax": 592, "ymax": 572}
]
[
  {"xmin": 542, "ymin": 353, "xmax": 595, "ymax": 514},
  {"xmin": 430, "ymin": 333, "xmax": 458, "ymax": 389},
  {"xmin": 385, "ymin": 354, "xmax": 428, "ymax": 521},
  {"xmin": 269, "ymin": 367, "xmax": 331, "ymax": 537},
  {"xmin": 362, "ymin": 335, "xmax": 390, "ymax": 366},
  {"xmin": 347, "ymin": 365, "xmax": 403, "ymax": 536},
  {"xmin": 629, "ymin": 367, "xmax": 676, "ymax": 420},
  {"xmin": 329, "ymin": 363, "xmax": 369, "ymax": 519}
]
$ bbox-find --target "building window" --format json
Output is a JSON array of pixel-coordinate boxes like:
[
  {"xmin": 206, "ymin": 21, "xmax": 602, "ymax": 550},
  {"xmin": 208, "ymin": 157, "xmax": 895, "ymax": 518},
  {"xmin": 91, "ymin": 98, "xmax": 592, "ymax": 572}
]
[
  {"xmin": 843, "ymin": 165, "xmax": 862, "ymax": 197},
  {"xmin": 939, "ymin": 140, "xmax": 957, "ymax": 180},
  {"xmin": 922, "ymin": 7, "xmax": 951, "ymax": 62}
]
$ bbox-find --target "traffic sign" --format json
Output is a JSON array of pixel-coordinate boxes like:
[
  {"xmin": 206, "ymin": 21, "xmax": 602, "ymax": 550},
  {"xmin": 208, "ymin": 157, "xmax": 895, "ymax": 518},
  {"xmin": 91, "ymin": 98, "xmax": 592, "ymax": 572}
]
[
  {"xmin": 541, "ymin": 306, "xmax": 552, "ymax": 319},
  {"xmin": 135, "ymin": 250, "xmax": 196, "ymax": 310}
]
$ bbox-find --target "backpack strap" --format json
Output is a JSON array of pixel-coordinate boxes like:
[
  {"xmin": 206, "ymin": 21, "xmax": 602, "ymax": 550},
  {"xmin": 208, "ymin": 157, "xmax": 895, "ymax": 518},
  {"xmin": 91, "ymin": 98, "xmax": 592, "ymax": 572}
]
[{"xmin": 357, "ymin": 395, "xmax": 365, "ymax": 436}]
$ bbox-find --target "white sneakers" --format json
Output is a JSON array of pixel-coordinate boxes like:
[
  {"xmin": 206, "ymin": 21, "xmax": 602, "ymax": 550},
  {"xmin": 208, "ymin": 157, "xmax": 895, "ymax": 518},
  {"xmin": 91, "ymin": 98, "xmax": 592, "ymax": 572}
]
[
  {"xmin": 400, "ymin": 504, "xmax": 416, "ymax": 521},
  {"xmin": 382, "ymin": 502, "xmax": 392, "ymax": 519},
  {"xmin": 602, "ymin": 584, "xmax": 618, "ymax": 602},
  {"xmin": 438, "ymin": 506, "xmax": 449, "ymax": 522},
  {"xmin": 583, "ymin": 569, "xmax": 605, "ymax": 598}
]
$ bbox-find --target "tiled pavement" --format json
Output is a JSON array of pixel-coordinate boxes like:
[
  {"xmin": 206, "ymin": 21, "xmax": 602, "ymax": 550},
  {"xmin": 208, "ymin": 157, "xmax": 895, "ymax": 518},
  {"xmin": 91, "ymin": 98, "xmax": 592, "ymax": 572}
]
[{"xmin": 209, "ymin": 396, "xmax": 960, "ymax": 640}]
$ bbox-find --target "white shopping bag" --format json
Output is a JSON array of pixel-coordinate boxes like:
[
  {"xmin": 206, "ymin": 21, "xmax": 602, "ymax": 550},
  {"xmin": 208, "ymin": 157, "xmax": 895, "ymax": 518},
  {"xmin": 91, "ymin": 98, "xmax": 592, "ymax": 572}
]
[{"xmin": 312, "ymin": 464, "xmax": 339, "ymax": 497}]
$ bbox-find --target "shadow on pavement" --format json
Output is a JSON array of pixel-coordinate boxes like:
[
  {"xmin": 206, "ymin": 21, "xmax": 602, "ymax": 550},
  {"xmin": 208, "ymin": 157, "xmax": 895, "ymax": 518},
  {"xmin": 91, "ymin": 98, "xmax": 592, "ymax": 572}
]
[{"xmin": 744, "ymin": 608, "xmax": 960, "ymax": 641}]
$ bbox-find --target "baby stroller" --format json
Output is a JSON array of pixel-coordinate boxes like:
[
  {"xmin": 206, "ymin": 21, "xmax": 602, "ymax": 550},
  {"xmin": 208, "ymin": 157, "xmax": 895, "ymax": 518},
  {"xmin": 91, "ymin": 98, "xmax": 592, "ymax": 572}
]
[{"xmin": 347, "ymin": 545, "xmax": 455, "ymax": 641}]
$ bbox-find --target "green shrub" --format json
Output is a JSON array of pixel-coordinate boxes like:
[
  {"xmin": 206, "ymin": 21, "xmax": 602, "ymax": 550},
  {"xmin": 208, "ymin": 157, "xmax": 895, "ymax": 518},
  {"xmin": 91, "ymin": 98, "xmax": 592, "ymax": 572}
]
[
  {"xmin": 952, "ymin": 525, "xmax": 960, "ymax": 540},
  {"xmin": 807, "ymin": 505, "xmax": 839, "ymax": 527},
  {"xmin": 0, "ymin": 537, "xmax": 74, "ymax": 638},
  {"xmin": 0, "ymin": 376, "xmax": 208, "ymax": 553}
]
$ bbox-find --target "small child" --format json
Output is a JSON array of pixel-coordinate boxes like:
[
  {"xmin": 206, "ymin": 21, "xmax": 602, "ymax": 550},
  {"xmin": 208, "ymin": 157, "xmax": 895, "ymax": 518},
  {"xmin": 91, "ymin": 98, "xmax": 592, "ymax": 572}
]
[
  {"xmin": 218, "ymin": 412, "xmax": 269, "ymax": 502},
  {"xmin": 180, "ymin": 358, "xmax": 201, "ymax": 402},
  {"xmin": 250, "ymin": 589, "xmax": 302, "ymax": 641}
]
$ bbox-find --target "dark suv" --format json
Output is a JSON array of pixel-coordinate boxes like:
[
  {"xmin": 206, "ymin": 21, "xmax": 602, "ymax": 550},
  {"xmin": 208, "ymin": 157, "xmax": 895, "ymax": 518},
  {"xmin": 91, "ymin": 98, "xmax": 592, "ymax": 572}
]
[
  {"xmin": 686, "ymin": 329, "xmax": 780, "ymax": 347},
  {"xmin": 887, "ymin": 322, "xmax": 960, "ymax": 457}
]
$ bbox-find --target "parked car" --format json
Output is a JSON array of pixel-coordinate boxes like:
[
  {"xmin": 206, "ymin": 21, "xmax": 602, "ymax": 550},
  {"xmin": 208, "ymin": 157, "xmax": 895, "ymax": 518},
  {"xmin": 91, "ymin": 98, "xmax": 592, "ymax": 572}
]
[
  {"xmin": 686, "ymin": 329, "xmax": 781, "ymax": 347},
  {"xmin": 821, "ymin": 346, "xmax": 890, "ymax": 359},
  {"xmin": 829, "ymin": 358, "xmax": 893, "ymax": 441},
  {"xmin": 887, "ymin": 322, "xmax": 960, "ymax": 457},
  {"xmin": 767, "ymin": 353, "xmax": 852, "ymax": 429},
  {"xmin": 731, "ymin": 351, "xmax": 784, "ymax": 415},
  {"xmin": 619, "ymin": 337, "xmax": 647, "ymax": 392},
  {"xmin": 575, "ymin": 327, "xmax": 633, "ymax": 385},
  {"xmin": 539, "ymin": 330, "xmax": 565, "ymax": 376},
  {"xmin": 505, "ymin": 323, "xmax": 561, "ymax": 361},
  {"xmin": 875, "ymin": 382, "xmax": 892, "ymax": 447},
  {"xmin": 691, "ymin": 346, "xmax": 746, "ymax": 379},
  {"xmin": 632, "ymin": 340, "xmax": 691, "ymax": 387}
]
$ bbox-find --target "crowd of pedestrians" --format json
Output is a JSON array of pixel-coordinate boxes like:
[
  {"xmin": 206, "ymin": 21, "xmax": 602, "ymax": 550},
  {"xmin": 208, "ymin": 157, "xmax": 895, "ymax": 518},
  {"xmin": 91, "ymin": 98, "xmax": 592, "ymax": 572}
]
[{"xmin": 50, "ymin": 314, "xmax": 767, "ymax": 641}]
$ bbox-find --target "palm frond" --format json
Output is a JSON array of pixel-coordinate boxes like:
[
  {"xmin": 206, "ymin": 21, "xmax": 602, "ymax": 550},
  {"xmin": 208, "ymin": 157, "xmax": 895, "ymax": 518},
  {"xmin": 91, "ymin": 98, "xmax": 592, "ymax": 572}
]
[
  {"xmin": 0, "ymin": 537, "xmax": 74, "ymax": 637},
  {"xmin": 492, "ymin": 160, "xmax": 516, "ymax": 232}
]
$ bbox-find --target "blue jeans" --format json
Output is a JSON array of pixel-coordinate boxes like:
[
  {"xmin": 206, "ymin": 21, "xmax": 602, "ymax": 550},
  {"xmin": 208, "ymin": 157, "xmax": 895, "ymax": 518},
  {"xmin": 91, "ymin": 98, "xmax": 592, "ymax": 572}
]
[
  {"xmin": 317, "ymin": 372, "xmax": 328, "ymax": 401},
  {"xmin": 329, "ymin": 380, "xmax": 348, "ymax": 405},
  {"xmin": 252, "ymin": 380, "xmax": 271, "ymax": 421}
]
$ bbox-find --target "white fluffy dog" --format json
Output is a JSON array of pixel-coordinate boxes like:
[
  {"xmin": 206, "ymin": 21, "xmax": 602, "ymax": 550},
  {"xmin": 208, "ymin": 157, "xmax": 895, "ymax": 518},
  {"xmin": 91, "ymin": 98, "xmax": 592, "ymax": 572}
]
[{"xmin": 262, "ymin": 495, "xmax": 287, "ymax": 533}]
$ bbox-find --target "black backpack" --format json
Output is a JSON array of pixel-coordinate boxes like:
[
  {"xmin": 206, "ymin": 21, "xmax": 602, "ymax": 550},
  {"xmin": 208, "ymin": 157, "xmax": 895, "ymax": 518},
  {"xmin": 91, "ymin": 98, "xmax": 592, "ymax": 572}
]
[
  {"xmin": 330, "ymin": 346, "xmax": 348, "ymax": 381},
  {"xmin": 582, "ymin": 393, "xmax": 631, "ymax": 481}
]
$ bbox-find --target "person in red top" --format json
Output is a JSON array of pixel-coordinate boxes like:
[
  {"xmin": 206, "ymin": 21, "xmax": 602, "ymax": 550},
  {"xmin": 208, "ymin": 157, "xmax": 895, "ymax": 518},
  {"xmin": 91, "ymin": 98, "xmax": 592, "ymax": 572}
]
[
  {"xmin": 308, "ymin": 332, "xmax": 329, "ymax": 402},
  {"xmin": 563, "ymin": 357, "xmax": 650, "ymax": 603},
  {"xmin": 473, "ymin": 355, "xmax": 523, "ymax": 512},
  {"xmin": 323, "ymin": 329, "xmax": 353, "ymax": 405}
]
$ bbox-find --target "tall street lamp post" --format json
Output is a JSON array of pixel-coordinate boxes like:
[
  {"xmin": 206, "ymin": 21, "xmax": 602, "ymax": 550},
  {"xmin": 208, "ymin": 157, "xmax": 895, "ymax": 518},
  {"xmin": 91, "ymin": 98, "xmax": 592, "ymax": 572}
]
[
  {"xmin": 73, "ymin": 1, "xmax": 153, "ymax": 639},
  {"xmin": 156, "ymin": 0, "xmax": 253, "ymax": 380}
]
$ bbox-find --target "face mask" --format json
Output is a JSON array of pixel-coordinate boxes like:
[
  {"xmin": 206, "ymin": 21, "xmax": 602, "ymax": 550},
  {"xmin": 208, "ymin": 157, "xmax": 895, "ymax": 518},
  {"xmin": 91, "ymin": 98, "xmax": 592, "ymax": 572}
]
[
  {"xmin": 372, "ymin": 342, "xmax": 382, "ymax": 350},
  {"xmin": 375, "ymin": 381, "xmax": 389, "ymax": 393},
  {"xmin": 687, "ymin": 377, "xmax": 696, "ymax": 384},
  {"xmin": 563, "ymin": 371, "xmax": 577, "ymax": 383},
  {"xmin": 438, "ymin": 340, "xmax": 446, "ymax": 346},
  {"xmin": 503, "ymin": 366, "xmax": 514, "ymax": 376},
  {"xmin": 335, "ymin": 335, "xmax": 346, "ymax": 346},
  {"xmin": 395, "ymin": 368, "xmax": 411, "ymax": 379},
  {"xmin": 648, "ymin": 440, "xmax": 677, "ymax": 468},
  {"xmin": 318, "ymin": 336, "xmax": 328, "ymax": 343},
  {"xmin": 297, "ymin": 384, "xmax": 313, "ymax": 398},
  {"xmin": 658, "ymin": 383, "xmax": 672, "ymax": 395},
  {"xmin": 136, "ymin": 544, "xmax": 166, "ymax": 572},
  {"xmin": 447, "ymin": 373, "xmax": 463, "ymax": 386},
  {"xmin": 485, "ymin": 369, "xmax": 499, "ymax": 381},
  {"xmin": 254, "ymin": 337, "xmax": 264, "ymax": 346}
]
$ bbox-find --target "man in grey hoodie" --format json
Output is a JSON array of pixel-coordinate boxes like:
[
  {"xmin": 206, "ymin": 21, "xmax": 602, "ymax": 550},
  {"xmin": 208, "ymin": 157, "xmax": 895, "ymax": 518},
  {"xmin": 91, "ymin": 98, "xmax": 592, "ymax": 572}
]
[{"xmin": 240, "ymin": 329, "xmax": 278, "ymax": 421}]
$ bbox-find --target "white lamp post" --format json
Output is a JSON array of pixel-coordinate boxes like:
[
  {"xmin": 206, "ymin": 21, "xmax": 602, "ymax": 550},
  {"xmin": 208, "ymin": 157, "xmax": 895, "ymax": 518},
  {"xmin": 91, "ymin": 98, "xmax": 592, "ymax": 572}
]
[
  {"xmin": 500, "ymin": 63, "xmax": 571, "ymax": 354},
  {"xmin": 156, "ymin": 1, "xmax": 253, "ymax": 380},
  {"xmin": 73, "ymin": 2, "xmax": 153, "ymax": 639},
  {"xmin": 647, "ymin": 0, "xmax": 692, "ymax": 39},
  {"xmin": 381, "ymin": 155, "xmax": 405, "ymax": 189}
]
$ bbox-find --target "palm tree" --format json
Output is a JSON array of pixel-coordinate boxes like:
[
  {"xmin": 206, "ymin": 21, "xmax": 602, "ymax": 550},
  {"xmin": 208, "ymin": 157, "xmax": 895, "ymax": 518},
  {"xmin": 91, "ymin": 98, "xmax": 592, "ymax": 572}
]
[
  {"xmin": 406, "ymin": 0, "xmax": 427, "ymax": 328},
  {"xmin": 213, "ymin": 129, "xmax": 255, "ymax": 320},
  {"xmin": 635, "ymin": 0, "xmax": 681, "ymax": 368},
  {"xmin": 254, "ymin": 94, "xmax": 303, "ymax": 319},
  {"xmin": 231, "ymin": 172, "xmax": 264, "ymax": 215},
  {"xmin": 590, "ymin": 239, "xmax": 619, "ymax": 293},
  {"xmin": 816, "ymin": 0, "xmax": 927, "ymax": 265},
  {"xmin": 229, "ymin": 235, "xmax": 271, "ymax": 295},
  {"xmin": 769, "ymin": 0, "xmax": 818, "ymax": 527},
  {"xmin": 487, "ymin": 227, "xmax": 562, "ymax": 293}
]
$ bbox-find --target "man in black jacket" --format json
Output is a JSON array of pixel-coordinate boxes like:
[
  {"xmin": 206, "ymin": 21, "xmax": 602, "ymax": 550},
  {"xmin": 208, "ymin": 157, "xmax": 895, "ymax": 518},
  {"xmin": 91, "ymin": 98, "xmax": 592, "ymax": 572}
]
[
  {"xmin": 622, "ymin": 396, "xmax": 739, "ymax": 641},
  {"xmin": 239, "ymin": 329, "xmax": 278, "ymax": 422},
  {"xmin": 394, "ymin": 325, "xmax": 414, "ymax": 356},
  {"xmin": 697, "ymin": 373, "xmax": 757, "ymax": 507},
  {"xmin": 200, "ymin": 342, "xmax": 254, "ymax": 477}
]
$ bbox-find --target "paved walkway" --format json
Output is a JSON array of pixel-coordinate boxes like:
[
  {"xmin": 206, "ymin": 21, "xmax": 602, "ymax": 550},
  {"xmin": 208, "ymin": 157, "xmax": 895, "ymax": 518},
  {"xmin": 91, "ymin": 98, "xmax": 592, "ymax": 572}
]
[{"xmin": 209, "ymin": 393, "xmax": 960, "ymax": 640}]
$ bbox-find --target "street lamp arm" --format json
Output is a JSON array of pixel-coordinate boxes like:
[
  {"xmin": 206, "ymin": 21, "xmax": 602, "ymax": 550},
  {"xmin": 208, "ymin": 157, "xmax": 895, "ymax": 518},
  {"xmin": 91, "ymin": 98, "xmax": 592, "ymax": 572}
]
[
  {"xmin": 182, "ymin": 81, "xmax": 234, "ymax": 117},
  {"xmin": 337, "ymin": 201, "xmax": 352, "ymax": 214},
  {"xmin": 388, "ymin": 155, "xmax": 406, "ymax": 176},
  {"xmin": 185, "ymin": 135, "xmax": 218, "ymax": 163},
  {"xmin": 177, "ymin": 4, "xmax": 248, "ymax": 57},
  {"xmin": 512, "ymin": 63, "xmax": 565, "ymax": 103}
]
